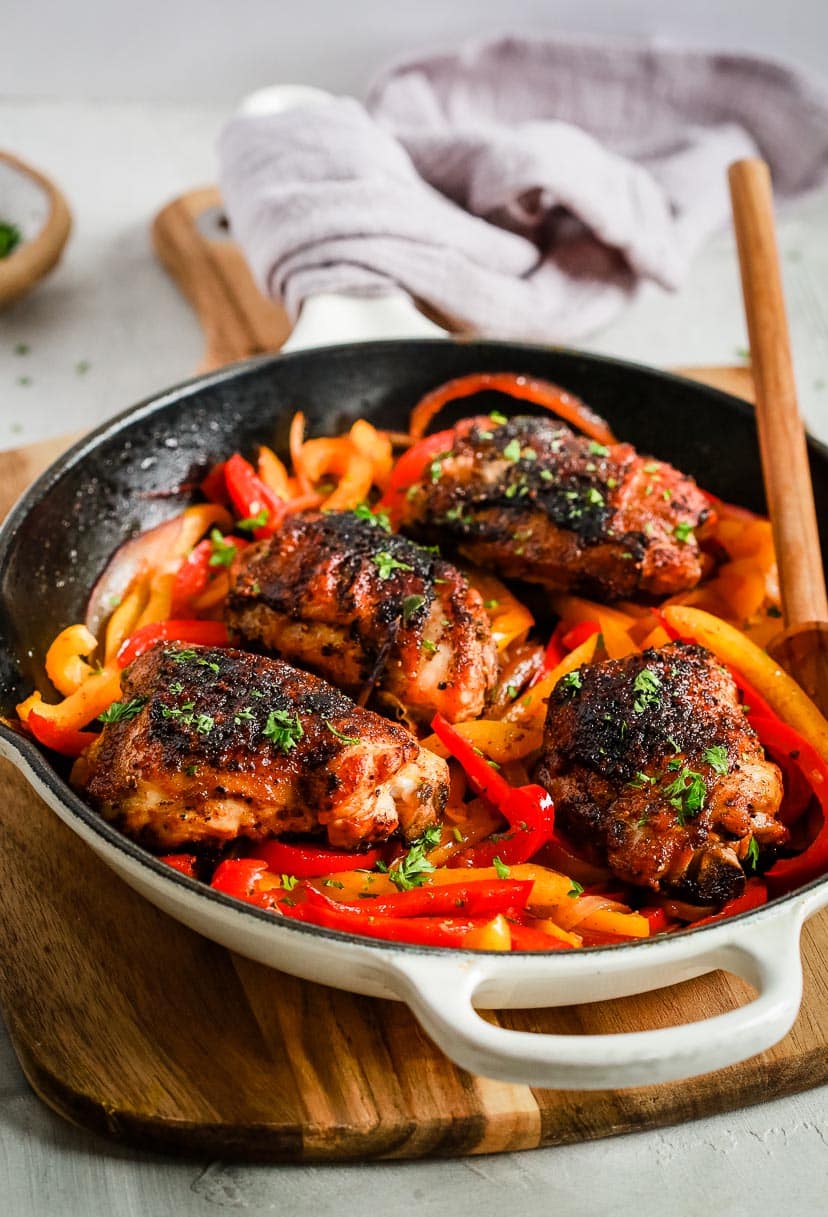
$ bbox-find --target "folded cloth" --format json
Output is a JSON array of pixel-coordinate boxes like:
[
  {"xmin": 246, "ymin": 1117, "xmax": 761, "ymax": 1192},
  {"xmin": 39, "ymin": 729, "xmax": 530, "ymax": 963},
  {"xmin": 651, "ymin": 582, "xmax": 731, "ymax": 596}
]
[{"xmin": 218, "ymin": 35, "xmax": 828, "ymax": 342}]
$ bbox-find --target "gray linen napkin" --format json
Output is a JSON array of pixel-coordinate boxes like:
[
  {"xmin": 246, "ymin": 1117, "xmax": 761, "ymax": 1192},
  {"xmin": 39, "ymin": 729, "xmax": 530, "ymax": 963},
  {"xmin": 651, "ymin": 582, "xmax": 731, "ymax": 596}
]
[{"xmin": 218, "ymin": 35, "xmax": 828, "ymax": 342}]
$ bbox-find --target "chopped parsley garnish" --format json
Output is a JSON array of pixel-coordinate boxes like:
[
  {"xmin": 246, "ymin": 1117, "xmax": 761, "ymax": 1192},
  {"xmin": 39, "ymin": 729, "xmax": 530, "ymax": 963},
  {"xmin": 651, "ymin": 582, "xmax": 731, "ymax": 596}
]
[
  {"xmin": 0, "ymin": 221, "xmax": 21, "ymax": 258},
  {"xmin": 353, "ymin": 502, "xmax": 391, "ymax": 532},
  {"xmin": 264, "ymin": 709, "xmax": 304, "ymax": 751},
  {"xmin": 703, "ymin": 745, "xmax": 729, "ymax": 776},
  {"xmin": 632, "ymin": 667, "xmax": 661, "ymax": 713},
  {"xmin": 567, "ymin": 880, "xmax": 584, "ymax": 899},
  {"xmin": 490, "ymin": 411, "xmax": 508, "ymax": 425},
  {"xmin": 420, "ymin": 824, "xmax": 443, "ymax": 850},
  {"xmin": 452, "ymin": 826, "xmax": 464, "ymax": 842},
  {"xmin": 323, "ymin": 879, "xmax": 345, "ymax": 889},
  {"xmin": 502, "ymin": 438, "xmax": 522, "ymax": 462},
  {"xmin": 746, "ymin": 837, "xmax": 760, "ymax": 871},
  {"xmin": 629, "ymin": 771, "xmax": 654, "ymax": 789},
  {"xmin": 208, "ymin": 528, "xmax": 236, "ymax": 567},
  {"xmin": 98, "ymin": 697, "xmax": 146, "ymax": 724},
  {"xmin": 388, "ymin": 838, "xmax": 436, "ymax": 891},
  {"xmin": 280, "ymin": 874, "xmax": 298, "ymax": 891},
  {"xmin": 444, "ymin": 505, "xmax": 464, "ymax": 521},
  {"xmin": 324, "ymin": 720, "xmax": 359, "ymax": 746},
  {"xmin": 421, "ymin": 638, "xmax": 438, "ymax": 655},
  {"xmin": 559, "ymin": 669, "xmax": 582, "ymax": 695},
  {"xmin": 373, "ymin": 550, "xmax": 414, "ymax": 579},
  {"xmin": 586, "ymin": 487, "xmax": 604, "ymax": 507},
  {"xmin": 428, "ymin": 451, "xmax": 451, "ymax": 483},
  {"xmin": 234, "ymin": 707, "xmax": 255, "ymax": 725},
  {"xmin": 185, "ymin": 764, "xmax": 200, "ymax": 777},
  {"xmin": 195, "ymin": 713, "xmax": 215, "ymax": 735},
  {"xmin": 237, "ymin": 507, "xmax": 270, "ymax": 531},
  {"xmin": 402, "ymin": 593, "xmax": 426, "ymax": 627},
  {"xmin": 484, "ymin": 598, "xmax": 499, "ymax": 609},
  {"xmin": 506, "ymin": 684, "xmax": 519, "ymax": 700},
  {"xmin": 588, "ymin": 441, "xmax": 610, "ymax": 456},
  {"xmin": 663, "ymin": 765, "xmax": 707, "ymax": 824},
  {"xmin": 171, "ymin": 648, "xmax": 199, "ymax": 664},
  {"xmin": 673, "ymin": 521, "xmax": 693, "ymax": 543},
  {"xmin": 169, "ymin": 681, "xmax": 184, "ymax": 695},
  {"xmin": 492, "ymin": 856, "xmax": 511, "ymax": 879},
  {"xmin": 643, "ymin": 462, "xmax": 660, "ymax": 474}
]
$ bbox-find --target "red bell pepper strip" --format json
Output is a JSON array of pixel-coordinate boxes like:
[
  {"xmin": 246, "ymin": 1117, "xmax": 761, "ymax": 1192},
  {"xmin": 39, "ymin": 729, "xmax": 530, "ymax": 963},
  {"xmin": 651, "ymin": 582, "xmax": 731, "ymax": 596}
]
[
  {"xmin": 531, "ymin": 623, "xmax": 567, "ymax": 685},
  {"xmin": 210, "ymin": 859, "xmax": 280, "ymax": 909},
  {"xmin": 27, "ymin": 711, "xmax": 98, "ymax": 757},
  {"xmin": 689, "ymin": 878, "xmax": 768, "ymax": 927},
  {"xmin": 201, "ymin": 461, "xmax": 229, "ymax": 505},
  {"xmin": 171, "ymin": 534, "xmax": 248, "ymax": 616},
  {"xmin": 377, "ymin": 427, "xmax": 457, "ymax": 524},
  {"xmin": 159, "ymin": 853, "xmax": 198, "ymax": 878},
  {"xmin": 751, "ymin": 714, "xmax": 814, "ymax": 826},
  {"xmin": 304, "ymin": 879, "xmax": 533, "ymax": 920},
  {"xmin": 431, "ymin": 713, "xmax": 555, "ymax": 866},
  {"xmin": 751, "ymin": 715, "xmax": 828, "ymax": 892},
  {"xmin": 282, "ymin": 899, "xmax": 485, "ymax": 947},
  {"xmin": 250, "ymin": 839, "xmax": 382, "ymax": 878},
  {"xmin": 224, "ymin": 453, "xmax": 285, "ymax": 539},
  {"xmin": 561, "ymin": 620, "xmax": 602, "ymax": 652},
  {"xmin": 116, "ymin": 620, "xmax": 231, "ymax": 667},
  {"xmin": 508, "ymin": 922, "xmax": 572, "ymax": 951},
  {"xmin": 638, "ymin": 906, "xmax": 673, "ymax": 935}
]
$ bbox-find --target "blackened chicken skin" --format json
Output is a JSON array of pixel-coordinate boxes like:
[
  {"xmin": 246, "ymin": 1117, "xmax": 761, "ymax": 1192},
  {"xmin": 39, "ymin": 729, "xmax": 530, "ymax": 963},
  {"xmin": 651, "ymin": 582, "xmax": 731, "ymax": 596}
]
[
  {"xmin": 72, "ymin": 645, "xmax": 449, "ymax": 851},
  {"xmin": 226, "ymin": 510, "xmax": 498, "ymax": 723},
  {"xmin": 397, "ymin": 415, "xmax": 711, "ymax": 601},
  {"xmin": 535, "ymin": 642, "xmax": 787, "ymax": 905}
]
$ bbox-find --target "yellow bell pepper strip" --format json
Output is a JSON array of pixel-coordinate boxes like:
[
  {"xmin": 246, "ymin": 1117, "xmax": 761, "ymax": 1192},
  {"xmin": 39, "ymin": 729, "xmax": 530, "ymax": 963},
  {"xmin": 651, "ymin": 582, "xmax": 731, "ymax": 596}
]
[
  {"xmin": 173, "ymin": 504, "xmax": 235, "ymax": 558},
  {"xmin": 662, "ymin": 605, "xmax": 828, "ymax": 760},
  {"xmin": 463, "ymin": 914, "xmax": 512, "ymax": 950},
  {"xmin": 27, "ymin": 711, "xmax": 98, "ymax": 758},
  {"xmin": 134, "ymin": 571, "xmax": 176, "ymax": 630},
  {"xmin": 420, "ymin": 719, "xmax": 542, "ymax": 764},
  {"xmin": 505, "ymin": 631, "xmax": 599, "ymax": 726},
  {"xmin": 104, "ymin": 582, "xmax": 148, "ymax": 664},
  {"xmin": 432, "ymin": 713, "xmax": 555, "ymax": 866},
  {"xmin": 45, "ymin": 624, "xmax": 98, "ymax": 697},
  {"xmin": 407, "ymin": 372, "xmax": 617, "ymax": 444},
  {"xmin": 17, "ymin": 664, "xmax": 122, "ymax": 731},
  {"xmin": 116, "ymin": 619, "xmax": 231, "ymax": 668}
]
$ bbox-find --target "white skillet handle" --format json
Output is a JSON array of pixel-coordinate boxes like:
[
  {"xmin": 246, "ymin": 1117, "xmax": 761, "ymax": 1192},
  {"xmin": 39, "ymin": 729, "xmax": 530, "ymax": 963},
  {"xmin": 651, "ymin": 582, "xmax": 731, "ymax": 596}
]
[
  {"xmin": 237, "ymin": 84, "xmax": 449, "ymax": 352},
  {"xmin": 386, "ymin": 910, "xmax": 805, "ymax": 1089}
]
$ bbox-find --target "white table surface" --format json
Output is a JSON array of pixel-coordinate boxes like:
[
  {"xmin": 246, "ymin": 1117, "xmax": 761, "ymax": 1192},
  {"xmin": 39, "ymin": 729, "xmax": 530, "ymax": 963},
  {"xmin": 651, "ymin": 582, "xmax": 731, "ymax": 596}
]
[{"xmin": 1, "ymin": 99, "xmax": 827, "ymax": 1216}]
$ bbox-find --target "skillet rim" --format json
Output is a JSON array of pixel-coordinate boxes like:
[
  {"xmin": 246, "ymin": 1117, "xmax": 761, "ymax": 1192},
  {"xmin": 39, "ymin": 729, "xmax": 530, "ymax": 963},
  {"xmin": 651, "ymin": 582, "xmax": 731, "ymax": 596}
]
[{"xmin": 1, "ymin": 337, "xmax": 827, "ymax": 959}]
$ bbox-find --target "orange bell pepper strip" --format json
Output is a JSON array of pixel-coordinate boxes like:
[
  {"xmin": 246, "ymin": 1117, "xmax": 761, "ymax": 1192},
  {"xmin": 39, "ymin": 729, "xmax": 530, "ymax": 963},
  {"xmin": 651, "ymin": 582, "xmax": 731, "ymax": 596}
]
[
  {"xmin": 17, "ymin": 664, "xmax": 122, "ymax": 732},
  {"xmin": 300, "ymin": 437, "xmax": 374, "ymax": 511},
  {"xmin": 349, "ymin": 419, "xmax": 393, "ymax": 487},
  {"xmin": 256, "ymin": 445, "xmax": 292, "ymax": 499},
  {"xmin": 45, "ymin": 624, "xmax": 98, "ymax": 696}
]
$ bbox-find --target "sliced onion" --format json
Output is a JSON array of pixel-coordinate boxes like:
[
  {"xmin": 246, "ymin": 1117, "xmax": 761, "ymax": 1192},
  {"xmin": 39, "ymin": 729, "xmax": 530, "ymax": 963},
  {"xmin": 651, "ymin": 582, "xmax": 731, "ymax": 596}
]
[
  {"xmin": 85, "ymin": 515, "xmax": 185, "ymax": 638},
  {"xmin": 554, "ymin": 894, "xmax": 627, "ymax": 931}
]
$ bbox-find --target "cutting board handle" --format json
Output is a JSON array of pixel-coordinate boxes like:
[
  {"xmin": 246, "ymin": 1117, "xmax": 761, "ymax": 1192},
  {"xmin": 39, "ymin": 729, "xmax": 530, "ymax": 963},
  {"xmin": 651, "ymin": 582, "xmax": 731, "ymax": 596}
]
[{"xmin": 387, "ymin": 905, "xmax": 810, "ymax": 1089}]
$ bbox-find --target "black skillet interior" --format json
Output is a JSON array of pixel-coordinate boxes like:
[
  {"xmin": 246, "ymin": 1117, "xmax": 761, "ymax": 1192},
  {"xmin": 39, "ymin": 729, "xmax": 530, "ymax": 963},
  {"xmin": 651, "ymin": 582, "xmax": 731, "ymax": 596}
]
[{"xmin": 2, "ymin": 338, "xmax": 828, "ymax": 722}]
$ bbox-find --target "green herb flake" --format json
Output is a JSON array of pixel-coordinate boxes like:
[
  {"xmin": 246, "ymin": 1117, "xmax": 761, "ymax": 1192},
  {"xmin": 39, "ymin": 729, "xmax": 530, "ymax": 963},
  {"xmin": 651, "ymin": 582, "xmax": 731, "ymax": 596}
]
[
  {"xmin": 586, "ymin": 487, "xmax": 604, "ymax": 507},
  {"xmin": 588, "ymin": 442, "xmax": 610, "ymax": 456},
  {"xmin": 484, "ymin": 598, "xmax": 499, "ymax": 610},
  {"xmin": 402, "ymin": 593, "xmax": 426, "ymax": 627},
  {"xmin": 17, "ymin": 376, "xmax": 31, "ymax": 386},
  {"xmin": 14, "ymin": 343, "xmax": 29, "ymax": 356},
  {"xmin": 703, "ymin": 745, "xmax": 729, "ymax": 776},
  {"xmin": 280, "ymin": 874, "xmax": 298, "ymax": 891},
  {"xmin": 388, "ymin": 840, "xmax": 436, "ymax": 891},
  {"xmin": 632, "ymin": 667, "xmax": 661, "ymax": 713},
  {"xmin": 492, "ymin": 856, "xmax": 511, "ymax": 879},
  {"xmin": 559, "ymin": 670, "xmax": 582, "ymax": 695},
  {"xmin": 452, "ymin": 826, "xmax": 463, "ymax": 843},
  {"xmin": 489, "ymin": 411, "xmax": 508, "ymax": 425},
  {"xmin": 324, "ymin": 720, "xmax": 359, "ymax": 746},
  {"xmin": 75, "ymin": 360, "xmax": 91, "ymax": 376},
  {"xmin": 663, "ymin": 766, "xmax": 707, "ymax": 825},
  {"xmin": 208, "ymin": 528, "xmax": 236, "ymax": 567},
  {"xmin": 237, "ymin": 507, "xmax": 270, "ymax": 532},
  {"xmin": 0, "ymin": 221, "xmax": 22, "ymax": 258},
  {"xmin": 421, "ymin": 638, "xmax": 438, "ymax": 655},
  {"xmin": 98, "ymin": 697, "xmax": 146, "ymax": 724},
  {"xmin": 373, "ymin": 550, "xmax": 414, "ymax": 580},
  {"xmin": 567, "ymin": 880, "xmax": 584, "ymax": 899},
  {"xmin": 264, "ymin": 708, "xmax": 304, "ymax": 751},
  {"xmin": 353, "ymin": 502, "xmax": 391, "ymax": 532},
  {"xmin": 629, "ymin": 771, "xmax": 654, "ymax": 789},
  {"xmin": 502, "ymin": 438, "xmax": 522, "ymax": 462},
  {"xmin": 185, "ymin": 764, "xmax": 200, "ymax": 777},
  {"xmin": 673, "ymin": 521, "xmax": 693, "ymax": 544},
  {"xmin": 745, "ymin": 837, "xmax": 760, "ymax": 871}
]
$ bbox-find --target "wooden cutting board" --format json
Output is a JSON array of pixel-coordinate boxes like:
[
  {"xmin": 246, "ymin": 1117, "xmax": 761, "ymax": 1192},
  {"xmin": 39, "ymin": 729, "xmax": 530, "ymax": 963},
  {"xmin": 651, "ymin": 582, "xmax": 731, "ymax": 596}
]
[{"xmin": 0, "ymin": 188, "xmax": 824, "ymax": 1162}]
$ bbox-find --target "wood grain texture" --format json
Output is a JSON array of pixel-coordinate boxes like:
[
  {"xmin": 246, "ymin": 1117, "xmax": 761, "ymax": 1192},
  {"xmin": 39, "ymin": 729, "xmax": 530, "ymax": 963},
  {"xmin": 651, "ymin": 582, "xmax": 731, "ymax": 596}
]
[
  {"xmin": 1, "ymin": 381, "xmax": 826, "ymax": 1161},
  {"xmin": 729, "ymin": 159, "xmax": 828, "ymax": 630}
]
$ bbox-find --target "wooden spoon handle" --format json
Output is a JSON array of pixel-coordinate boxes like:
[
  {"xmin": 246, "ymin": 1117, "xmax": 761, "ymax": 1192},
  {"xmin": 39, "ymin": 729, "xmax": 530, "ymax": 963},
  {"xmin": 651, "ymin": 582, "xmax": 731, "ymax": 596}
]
[{"xmin": 728, "ymin": 158, "xmax": 828, "ymax": 628}]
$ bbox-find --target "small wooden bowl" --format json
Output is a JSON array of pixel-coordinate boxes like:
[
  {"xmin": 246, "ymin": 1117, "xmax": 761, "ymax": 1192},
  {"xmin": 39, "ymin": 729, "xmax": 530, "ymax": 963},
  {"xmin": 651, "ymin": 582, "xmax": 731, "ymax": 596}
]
[{"xmin": 0, "ymin": 151, "xmax": 72, "ymax": 308}]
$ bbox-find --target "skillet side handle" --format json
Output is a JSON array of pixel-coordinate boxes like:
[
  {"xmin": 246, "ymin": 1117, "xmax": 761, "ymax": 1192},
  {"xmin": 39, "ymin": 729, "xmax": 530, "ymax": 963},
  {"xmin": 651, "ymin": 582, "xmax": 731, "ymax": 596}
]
[{"xmin": 385, "ymin": 912, "xmax": 805, "ymax": 1090}]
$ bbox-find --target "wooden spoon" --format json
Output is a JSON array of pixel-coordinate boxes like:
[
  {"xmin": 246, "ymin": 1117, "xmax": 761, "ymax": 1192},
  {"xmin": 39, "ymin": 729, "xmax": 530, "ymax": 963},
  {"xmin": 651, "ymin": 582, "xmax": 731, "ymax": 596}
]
[{"xmin": 728, "ymin": 157, "xmax": 828, "ymax": 711}]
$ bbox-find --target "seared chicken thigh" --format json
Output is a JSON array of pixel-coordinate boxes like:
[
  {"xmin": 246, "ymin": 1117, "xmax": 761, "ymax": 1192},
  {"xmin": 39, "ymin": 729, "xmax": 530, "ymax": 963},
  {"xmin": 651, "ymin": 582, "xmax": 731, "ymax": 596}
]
[
  {"xmin": 535, "ymin": 642, "xmax": 787, "ymax": 905},
  {"xmin": 226, "ymin": 510, "xmax": 498, "ymax": 723},
  {"xmin": 397, "ymin": 415, "xmax": 711, "ymax": 601},
  {"xmin": 73, "ymin": 645, "xmax": 449, "ymax": 851}
]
